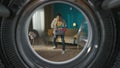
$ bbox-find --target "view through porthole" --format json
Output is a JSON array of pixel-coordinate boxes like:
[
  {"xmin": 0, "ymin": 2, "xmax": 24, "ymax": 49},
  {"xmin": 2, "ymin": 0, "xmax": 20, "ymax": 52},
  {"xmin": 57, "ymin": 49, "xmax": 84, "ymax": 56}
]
[{"xmin": 28, "ymin": 2, "xmax": 90, "ymax": 62}]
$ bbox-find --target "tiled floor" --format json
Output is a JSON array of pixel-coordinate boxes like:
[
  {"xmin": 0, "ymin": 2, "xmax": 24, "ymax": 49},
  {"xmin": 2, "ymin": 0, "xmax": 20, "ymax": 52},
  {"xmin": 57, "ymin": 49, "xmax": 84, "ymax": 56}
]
[{"xmin": 32, "ymin": 44, "xmax": 83, "ymax": 62}]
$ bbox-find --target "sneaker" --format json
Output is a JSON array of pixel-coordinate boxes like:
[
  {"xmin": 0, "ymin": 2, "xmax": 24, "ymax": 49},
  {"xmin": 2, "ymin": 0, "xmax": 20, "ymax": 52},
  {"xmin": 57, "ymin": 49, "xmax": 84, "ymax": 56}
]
[
  {"xmin": 62, "ymin": 50, "xmax": 65, "ymax": 54},
  {"xmin": 53, "ymin": 46, "xmax": 56, "ymax": 49}
]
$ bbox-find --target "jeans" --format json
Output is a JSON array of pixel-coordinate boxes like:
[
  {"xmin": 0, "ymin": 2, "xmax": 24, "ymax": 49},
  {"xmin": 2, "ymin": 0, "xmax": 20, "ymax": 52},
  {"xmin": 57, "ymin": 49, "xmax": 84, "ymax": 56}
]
[{"xmin": 53, "ymin": 35, "xmax": 65, "ymax": 51}]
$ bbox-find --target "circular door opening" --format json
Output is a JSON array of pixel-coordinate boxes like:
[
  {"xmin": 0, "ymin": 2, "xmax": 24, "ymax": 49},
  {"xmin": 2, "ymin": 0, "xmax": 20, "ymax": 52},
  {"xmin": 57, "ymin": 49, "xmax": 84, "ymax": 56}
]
[{"xmin": 27, "ymin": 2, "xmax": 92, "ymax": 63}]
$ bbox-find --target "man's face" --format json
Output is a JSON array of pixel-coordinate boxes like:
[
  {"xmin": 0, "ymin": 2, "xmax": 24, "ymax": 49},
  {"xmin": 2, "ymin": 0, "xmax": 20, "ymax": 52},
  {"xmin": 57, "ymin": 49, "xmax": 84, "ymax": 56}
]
[{"xmin": 56, "ymin": 15, "xmax": 60, "ymax": 20}]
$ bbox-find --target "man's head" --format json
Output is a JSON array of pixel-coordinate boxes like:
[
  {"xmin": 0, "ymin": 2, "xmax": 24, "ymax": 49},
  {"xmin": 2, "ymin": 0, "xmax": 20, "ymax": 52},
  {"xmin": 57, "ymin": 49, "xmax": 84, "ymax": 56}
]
[{"xmin": 56, "ymin": 13, "xmax": 62, "ymax": 21}]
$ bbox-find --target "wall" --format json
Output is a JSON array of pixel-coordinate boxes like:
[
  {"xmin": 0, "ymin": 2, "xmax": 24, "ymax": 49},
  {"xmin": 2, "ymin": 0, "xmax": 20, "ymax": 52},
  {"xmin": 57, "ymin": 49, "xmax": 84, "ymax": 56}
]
[
  {"xmin": 53, "ymin": 3, "xmax": 84, "ymax": 29},
  {"xmin": 44, "ymin": 4, "xmax": 54, "ymax": 33}
]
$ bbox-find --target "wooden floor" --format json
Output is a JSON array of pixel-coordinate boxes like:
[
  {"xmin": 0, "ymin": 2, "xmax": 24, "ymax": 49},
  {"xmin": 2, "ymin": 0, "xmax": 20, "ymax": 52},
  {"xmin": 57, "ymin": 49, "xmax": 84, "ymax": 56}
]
[{"xmin": 32, "ymin": 44, "xmax": 83, "ymax": 62}]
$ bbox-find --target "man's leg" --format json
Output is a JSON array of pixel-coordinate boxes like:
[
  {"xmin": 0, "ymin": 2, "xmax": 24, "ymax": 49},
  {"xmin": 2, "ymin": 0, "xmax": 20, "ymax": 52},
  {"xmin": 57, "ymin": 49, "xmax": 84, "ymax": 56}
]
[
  {"xmin": 53, "ymin": 35, "xmax": 58, "ymax": 48},
  {"xmin": 61, "ymin": 35, "xmax": 65, "ymax": 54}
]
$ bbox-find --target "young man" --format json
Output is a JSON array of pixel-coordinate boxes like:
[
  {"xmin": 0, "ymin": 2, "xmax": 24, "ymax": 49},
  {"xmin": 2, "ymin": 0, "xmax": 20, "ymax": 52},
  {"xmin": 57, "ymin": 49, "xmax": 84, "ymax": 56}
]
[{"xmin": 51, "ymin": 13, "xmax": 66, "ymax": 54}]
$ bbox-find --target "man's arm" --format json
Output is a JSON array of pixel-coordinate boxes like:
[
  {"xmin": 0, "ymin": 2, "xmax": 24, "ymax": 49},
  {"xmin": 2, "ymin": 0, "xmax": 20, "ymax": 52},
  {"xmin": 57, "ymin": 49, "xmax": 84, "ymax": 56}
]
[
  {"xmin": 63, "ymin": 19, "xmax": 67, "ymax": 28},
  {"xmin": 51, "ymin": 18, "xmax": 56, "ymax": 28}
]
